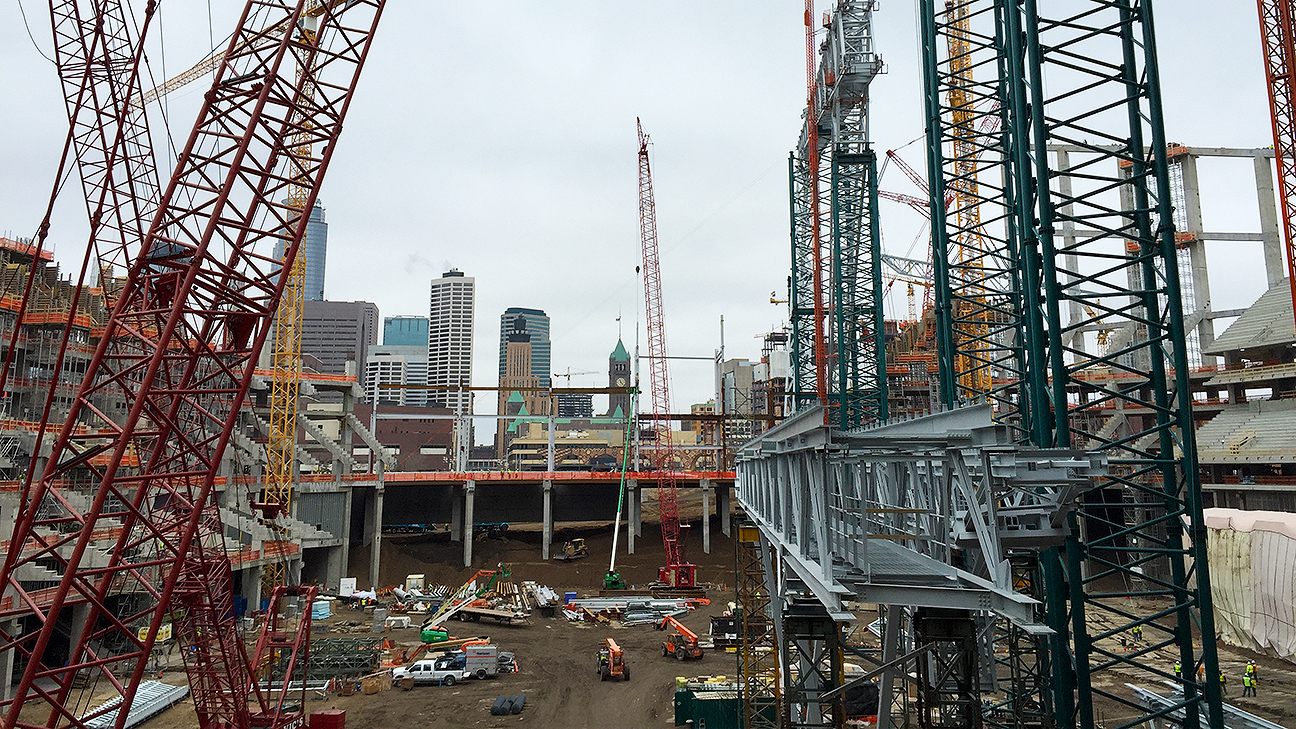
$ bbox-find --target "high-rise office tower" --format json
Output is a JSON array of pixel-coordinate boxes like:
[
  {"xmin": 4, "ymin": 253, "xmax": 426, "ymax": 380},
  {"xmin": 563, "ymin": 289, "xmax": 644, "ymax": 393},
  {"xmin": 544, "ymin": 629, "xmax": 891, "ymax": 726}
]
[
  {"xmin": 365, "ymin": 345, "xmax": 429, "ymax": 406},
  {"xmin": 370, "ymin": 316, "xmax": 430, "ymax": 406},
  {"xmin": 496, "ymin": 315, "xmax": 548, "ymax": 458},
  {"xmin": 274, "ymin": 200, "xmax": 328, "ymax": 301},
  {"xmin": 497, "ymin": 307, "xmax": 551, "ymax": 388},
  {"xmin": 428, "ymin": 269, "xmax": 475, "ymax": 409},
  {"xmin": 384, "ymin": 315, "xmax": 430, "ymax": 347},
  {"xmin": 301, "ymin": 300, "xmax": 380, "ymax": 384}
]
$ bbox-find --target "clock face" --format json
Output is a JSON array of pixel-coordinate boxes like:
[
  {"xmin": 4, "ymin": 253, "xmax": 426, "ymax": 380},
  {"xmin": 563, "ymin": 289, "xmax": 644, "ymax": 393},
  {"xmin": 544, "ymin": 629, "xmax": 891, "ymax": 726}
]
[{"xmin": 616, "ymin": 377, "xmax": 627, "ymax": 387}]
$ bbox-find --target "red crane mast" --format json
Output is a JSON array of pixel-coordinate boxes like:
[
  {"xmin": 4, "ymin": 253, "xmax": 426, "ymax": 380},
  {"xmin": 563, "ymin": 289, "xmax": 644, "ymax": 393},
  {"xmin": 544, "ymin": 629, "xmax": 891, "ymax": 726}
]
[
  {"xmin": 1258, "ymin": 0, "xmax": 1296, "ymax": 325},
  {"xmin": 636, "ymin": 119, "xmax": 695, "ymax": 589},
  {"xmin": 0, "ymin": 2, "xmax": 385, "ymax": 727}
]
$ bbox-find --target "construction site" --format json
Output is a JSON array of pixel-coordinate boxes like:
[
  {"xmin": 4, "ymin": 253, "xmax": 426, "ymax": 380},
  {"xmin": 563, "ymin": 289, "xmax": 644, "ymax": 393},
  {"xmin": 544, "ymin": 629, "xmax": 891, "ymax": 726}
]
[{"xmin": 6, "ymin": 1, "xmax": 1296, "ymax": 728}]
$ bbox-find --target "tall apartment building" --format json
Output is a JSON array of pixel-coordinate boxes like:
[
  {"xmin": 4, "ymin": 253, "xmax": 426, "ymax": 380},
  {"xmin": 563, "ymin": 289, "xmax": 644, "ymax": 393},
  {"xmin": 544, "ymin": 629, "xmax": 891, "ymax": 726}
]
[
  {"xmin": 497, "ymin": 307, "xmax": 551, "ymax": 388},
  {"xmin": 384, "ymin": 315, "xmax": 429, "ymax": 347},
  {"xmin": 301, "ymin": 300, "xmax": 379, "ymax": 385},
  {"xmin": 428, "ymin": 269, "xmax": 474, "ymax": 410},
  {"xmin": 273, "ymin": 200, "xmax": 328, "ymax": 302},
  {"xmin": 556, "ymin": 393, "xmax": 593, "ymax": 418}
]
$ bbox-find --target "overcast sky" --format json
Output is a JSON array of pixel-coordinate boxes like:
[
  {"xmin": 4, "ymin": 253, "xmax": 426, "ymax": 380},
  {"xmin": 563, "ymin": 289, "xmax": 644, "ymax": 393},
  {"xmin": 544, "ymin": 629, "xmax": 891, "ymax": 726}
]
[{"xmin": 0, "ymin": 1, "xmax": 1280, "ymax": 434}]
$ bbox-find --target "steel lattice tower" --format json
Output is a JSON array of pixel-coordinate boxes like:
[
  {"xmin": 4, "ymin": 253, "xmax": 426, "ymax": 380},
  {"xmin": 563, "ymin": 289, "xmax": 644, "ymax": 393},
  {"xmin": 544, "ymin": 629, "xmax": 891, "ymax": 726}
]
[
  {"xmin": 789, "ymin": 1, "xmax": 887, "ymax": 429},
  {"xmin": 920, "ymin": 1, "xmax": 1224, "ymax": 728}
]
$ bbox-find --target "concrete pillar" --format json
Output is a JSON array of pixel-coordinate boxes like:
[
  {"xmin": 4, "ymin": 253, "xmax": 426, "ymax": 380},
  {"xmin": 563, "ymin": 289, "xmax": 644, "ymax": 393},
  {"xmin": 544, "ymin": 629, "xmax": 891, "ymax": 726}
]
[
  {"xmin": 701, "ymin": 480, "xmax": 712, "ymax": 554},
  {"xmin": 542, "ymin": 480, "xmax": 553, "ymax": 561},
  {"xmin": 325, "ymin": 546, "xmax": 345, "ymax": 591},
  {"xmin": 718, "ymin": 484, "xmax": 731, "ymax": 537},
  {"xmin": 1, "ymin": 619, "xmax": 17, "ymax": 702},
  {"xmin": 243, "ymin": 564, "xmax": 264, "ymax": 611},
  {"xmin": 68, "ymin": 603, "xmax": 92, "ymax": 658},
  {"xmin": 630, "ymin": 479, "xmax": 641, "ymax": 538},
  {"xmin": 462, "ymin": 481, "xmax": 476, "ymax": 568},
  {"xmin": 1255, "ymin": 153, "xmax": 1287, "ymax": 288},
  {"xmin": 339, "ymin": 486, "xmax": 353, "ymax": 580},
  {"xmin": 450, "ymin": 483, "xmax": 462, "ymax": 542},
  {"xmin": 369, "ymin": 483, "xmax": 384, "ymax": 590},
  {"xmin": 627, "ymin": 482, "xmax": 637, "ymax": 555}
]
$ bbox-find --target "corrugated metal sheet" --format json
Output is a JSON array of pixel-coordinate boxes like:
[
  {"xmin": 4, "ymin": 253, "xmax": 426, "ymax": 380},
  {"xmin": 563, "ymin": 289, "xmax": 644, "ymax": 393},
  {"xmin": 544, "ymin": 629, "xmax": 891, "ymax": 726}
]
[
  {"xmin": 298, "ymin": 491, "xmax": 347, "ymax": 536},
  {"xmin": 1204, "ymin": 278, "xmax": 1296, "ymax": 354},
  {"xmin": 81, "ymin": 680, "xmax": 190, "ymax": 729}
]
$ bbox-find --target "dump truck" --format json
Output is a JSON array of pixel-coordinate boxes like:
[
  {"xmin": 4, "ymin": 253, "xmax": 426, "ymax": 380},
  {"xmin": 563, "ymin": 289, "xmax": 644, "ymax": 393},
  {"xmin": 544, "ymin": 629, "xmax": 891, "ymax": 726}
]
[
  {"xmin": 598, "ymin": 638, "xmax": 630, "ymax": 681},
  {"xmin": 553, "ymin": 538, "xmax": 589, "ymax": 562},
  {"xmin": 658, "ymin": 616, "xmax": 704, "ymax": 661}
]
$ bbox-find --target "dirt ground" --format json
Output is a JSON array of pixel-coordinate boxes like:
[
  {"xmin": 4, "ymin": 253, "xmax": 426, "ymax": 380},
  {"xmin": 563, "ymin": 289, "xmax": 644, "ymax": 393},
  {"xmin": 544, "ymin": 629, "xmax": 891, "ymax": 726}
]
[
  {"xmin": 30, "ymin": 490, "xmax": 1296, "ymax": 728},
  {"xmin": 134, "ymin": 502, "xmax": 737, "ymax": 729}
]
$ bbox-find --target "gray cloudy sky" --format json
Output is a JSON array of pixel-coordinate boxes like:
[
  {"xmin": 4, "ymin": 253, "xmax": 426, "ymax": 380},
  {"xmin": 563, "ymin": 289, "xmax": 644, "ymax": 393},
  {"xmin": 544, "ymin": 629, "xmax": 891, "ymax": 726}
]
[{"xmin": 0, "ymin": 1, "xmax": 1279, "ymax": 431}]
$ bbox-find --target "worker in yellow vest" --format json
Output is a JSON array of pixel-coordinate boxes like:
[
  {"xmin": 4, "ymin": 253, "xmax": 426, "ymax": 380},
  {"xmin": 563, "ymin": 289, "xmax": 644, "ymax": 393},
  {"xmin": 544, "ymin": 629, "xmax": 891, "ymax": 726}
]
[
  {"xmin": 1242, "ymin": 673, "xmax": 1258, "ymax": 697},
  {"xmin": 1173, "ymin": 661, "xmax": 1181, "ymax": 679},
  {"xmin": 1219, "ymin": 671, "xmax": 1227, "ymax": 697}
]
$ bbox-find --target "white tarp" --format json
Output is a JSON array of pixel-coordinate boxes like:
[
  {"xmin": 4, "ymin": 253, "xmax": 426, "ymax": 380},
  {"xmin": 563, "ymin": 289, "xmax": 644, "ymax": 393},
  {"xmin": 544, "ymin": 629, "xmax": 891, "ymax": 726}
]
[{"xmin": 1204, "ymin": 508, "xmax": 1296, "ymax": 663}]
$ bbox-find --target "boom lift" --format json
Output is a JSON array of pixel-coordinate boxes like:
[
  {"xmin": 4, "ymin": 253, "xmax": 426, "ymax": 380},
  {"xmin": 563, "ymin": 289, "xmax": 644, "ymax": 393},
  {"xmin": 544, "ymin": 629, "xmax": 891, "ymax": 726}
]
[{"xmin": 657, "ymin": 616, "xmax": 704, "ymax": 661}]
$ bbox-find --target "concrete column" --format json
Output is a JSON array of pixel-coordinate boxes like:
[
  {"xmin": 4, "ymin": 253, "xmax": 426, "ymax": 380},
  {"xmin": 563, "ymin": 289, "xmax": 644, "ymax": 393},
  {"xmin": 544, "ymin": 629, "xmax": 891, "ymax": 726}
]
[
  {"xmin": 369, "ymin": 483, "xmax": 384, "ymax": 590},
  {"xmin": 68, "ymin": 603, "xmax": 92, "ymax": 657},
  {"xmin": 627, "ymin": 482, "xmax": 637, "ymax": 555},
  {"xmin": 542, "ymin": 480, "xmax": 553, "ymax": 561},
  {"xmin": 243, "ymin": 564, "xmax": 264, "ymax": 612},
  {"xmin": 701, "ymin": 480, "xmax": 712, "ymax": 554},
  {"xmin": 450, "ymin": 483, "xmax": 463, "ymax": 542},
  {"xmin": 718, "ymin": 484, "xmax": 731, "ymax": 537},
  {"xmin": 1, "ymin": 619, "xmax": 17, "ymax": 702},
  {"xmin": 325, "ymin": 547, "xmax": 344, "ymax": 590},
  {"xmin": 1255, "ymin": 153, "xmax": 1287, "ymax": 288},
  {"xmin": 630, "ymin": 479, "xmax": 641, "ymax": 538},
  {"xmin": 462, "ymin": 481, "xmax": 476, "ymax": 567},
  {"xmin": 339, "ymin": 486, "xmax": 353, "ymax": 580}
]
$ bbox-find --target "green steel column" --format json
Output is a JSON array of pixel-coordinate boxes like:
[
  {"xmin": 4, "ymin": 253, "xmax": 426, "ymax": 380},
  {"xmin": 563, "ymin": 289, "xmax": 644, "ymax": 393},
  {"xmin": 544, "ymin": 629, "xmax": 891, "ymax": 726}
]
[
  {"xmin": 868, "ymin": 151, "xmax": 888, "ymax": 424},
  {"xmin": 918, "ymin": 0, "xmax": 959, "ymax": 408}
]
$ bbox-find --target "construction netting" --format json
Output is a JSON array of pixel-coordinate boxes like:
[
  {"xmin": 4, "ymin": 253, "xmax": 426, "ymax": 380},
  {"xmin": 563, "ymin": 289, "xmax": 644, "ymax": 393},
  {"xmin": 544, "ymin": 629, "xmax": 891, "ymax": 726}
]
[{"xmin": 1205, "ymin": 508, "xmax": 1296, "ymax": 663}]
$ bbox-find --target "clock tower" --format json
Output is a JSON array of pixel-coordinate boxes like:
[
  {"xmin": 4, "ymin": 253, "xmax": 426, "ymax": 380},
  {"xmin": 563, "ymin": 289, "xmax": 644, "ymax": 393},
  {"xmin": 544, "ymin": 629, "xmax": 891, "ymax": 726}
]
[{"xmin": 607, "ymin": 338, "xmax": 631, "ymax": 418}]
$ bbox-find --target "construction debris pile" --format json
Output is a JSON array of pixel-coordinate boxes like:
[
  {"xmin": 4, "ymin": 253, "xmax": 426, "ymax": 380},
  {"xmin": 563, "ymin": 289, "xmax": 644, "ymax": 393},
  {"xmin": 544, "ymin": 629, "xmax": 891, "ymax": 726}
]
[{"xmin": 562, "ymin": 597, "xmax": 695, "ymax": 626}]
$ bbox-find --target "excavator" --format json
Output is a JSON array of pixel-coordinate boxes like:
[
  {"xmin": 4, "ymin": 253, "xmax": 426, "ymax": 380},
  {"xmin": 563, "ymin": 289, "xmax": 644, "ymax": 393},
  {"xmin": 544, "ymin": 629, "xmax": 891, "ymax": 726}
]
[
  {"xmin": 598, "ymin": 637, "xmax": 631, "ymax": 681},
  {"xmin": 657, "ymin": 616, "xmax": 704, "ymax": 661}
]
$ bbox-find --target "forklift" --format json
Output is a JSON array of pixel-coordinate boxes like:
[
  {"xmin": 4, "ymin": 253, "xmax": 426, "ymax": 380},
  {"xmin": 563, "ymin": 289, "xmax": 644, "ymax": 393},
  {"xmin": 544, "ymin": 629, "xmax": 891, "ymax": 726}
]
[
  {"xmin": 598, "ymin": 638, "xmax": 631, "ymax": 681},
  {"xmin": 657, "ymin": 616, "xmax": 704, "ymax": 661}
]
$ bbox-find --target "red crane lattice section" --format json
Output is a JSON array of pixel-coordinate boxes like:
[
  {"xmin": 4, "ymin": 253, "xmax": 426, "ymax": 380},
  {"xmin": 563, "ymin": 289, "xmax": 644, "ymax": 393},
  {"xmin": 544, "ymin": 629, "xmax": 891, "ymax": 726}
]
[
  {"xmin": 0, "ymin": 2, "xmax": 385, "ymax": 727},
  {"xmin": 637, "ymin": 120, "xmax": 695, "ymax": 588},
  {"xmin": 1258, "ymin": 0, "xmax": 1296, "ymax": 326}
]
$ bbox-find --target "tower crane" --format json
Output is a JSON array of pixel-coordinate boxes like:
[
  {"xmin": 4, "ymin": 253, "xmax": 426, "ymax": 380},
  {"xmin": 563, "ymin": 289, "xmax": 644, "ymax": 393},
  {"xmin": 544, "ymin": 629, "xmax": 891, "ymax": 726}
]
[{"xmin": 636, "ymin": 119, "xmax": 696, "ymax": 588}]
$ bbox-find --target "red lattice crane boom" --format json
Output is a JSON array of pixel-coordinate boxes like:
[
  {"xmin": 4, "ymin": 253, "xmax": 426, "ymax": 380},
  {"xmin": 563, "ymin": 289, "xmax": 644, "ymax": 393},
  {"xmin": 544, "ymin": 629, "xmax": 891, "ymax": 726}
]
[
  {"xmin": 0, "ymin": 2, "xmax": 385, "ymax": 727},
  {"xmin": 1258, "ymin": 0, "xmax": 1296, "ymax": 325},
  {"xmin": 637, "ymin": 119, "xmax": 696, "ymax": 589}
]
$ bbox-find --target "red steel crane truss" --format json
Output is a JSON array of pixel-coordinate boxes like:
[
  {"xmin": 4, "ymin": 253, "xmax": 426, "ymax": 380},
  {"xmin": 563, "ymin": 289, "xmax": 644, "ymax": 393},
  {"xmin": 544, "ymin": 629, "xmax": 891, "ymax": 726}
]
[
  {"xmin": 0, "ymin": 2, "xmax": 385, "ymax": 727},
  {"xmin": 636, "ymin": 120, "xmax": 696, "ymax": 589}
]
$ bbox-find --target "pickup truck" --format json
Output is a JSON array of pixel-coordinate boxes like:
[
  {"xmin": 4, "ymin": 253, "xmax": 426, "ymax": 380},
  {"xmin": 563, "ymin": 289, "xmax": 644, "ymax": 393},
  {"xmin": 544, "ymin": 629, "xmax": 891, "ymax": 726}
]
[{"xmin": 394, "ymin": 645, "xmax": 500, "ymax": 686}]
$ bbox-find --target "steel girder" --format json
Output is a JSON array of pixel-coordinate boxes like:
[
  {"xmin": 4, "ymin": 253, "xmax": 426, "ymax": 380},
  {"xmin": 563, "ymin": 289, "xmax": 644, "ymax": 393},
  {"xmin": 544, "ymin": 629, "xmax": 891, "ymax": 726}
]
[
  {"xmin": 789, "ymin": 1, "xmax": 886, "ymax": 428},
  {"xmin": 0, "ymin": 2, "xmax": 385, "ymax": 727},
  {"xmin": 735, "ymin": 406, "xmax": 1105, "ymax": 630},
  {"xmin": 914, "ymin": 0, "xmax": 1223, "ymax": 727}
]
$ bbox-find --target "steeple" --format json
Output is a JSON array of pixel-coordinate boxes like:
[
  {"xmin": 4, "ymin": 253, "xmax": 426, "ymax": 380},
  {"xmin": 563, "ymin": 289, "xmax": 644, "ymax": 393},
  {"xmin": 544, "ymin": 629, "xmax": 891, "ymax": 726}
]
[{"xmin": 609, "ymin": 338, "xmax": 629, "ymax": 362}]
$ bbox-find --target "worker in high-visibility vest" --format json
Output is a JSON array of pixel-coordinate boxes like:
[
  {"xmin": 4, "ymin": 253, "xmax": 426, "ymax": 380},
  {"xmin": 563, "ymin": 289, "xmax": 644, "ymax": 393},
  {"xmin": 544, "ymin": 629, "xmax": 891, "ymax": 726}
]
[
  {"xmin": 1173, "ymin": 662, "xmax": 1182, "ymax": 678},
  {"xmin": 1219, "ymin": 671, "xmax": 1227, "ymax": 697},
  {"xmin": 1246, "ymin": 661, "xmax": 1258, "ymax": 681},
  {"xmin": 1242, "ymin": 673, "xmax": 1257, "ymax": 697}
]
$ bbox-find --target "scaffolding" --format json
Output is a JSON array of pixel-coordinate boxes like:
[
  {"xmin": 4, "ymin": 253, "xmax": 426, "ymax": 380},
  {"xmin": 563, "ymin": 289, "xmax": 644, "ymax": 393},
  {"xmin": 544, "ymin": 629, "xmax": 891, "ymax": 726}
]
[{"xmin": 736, "ymin": 522, "xmax": 780, "ymax": 729}]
